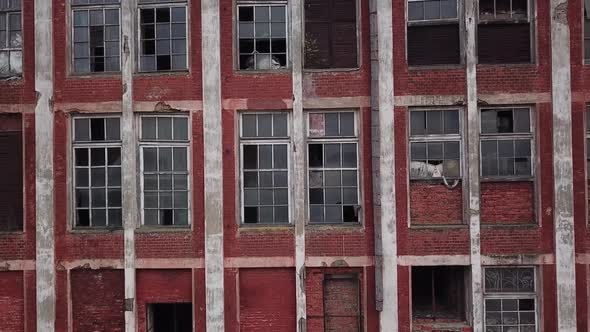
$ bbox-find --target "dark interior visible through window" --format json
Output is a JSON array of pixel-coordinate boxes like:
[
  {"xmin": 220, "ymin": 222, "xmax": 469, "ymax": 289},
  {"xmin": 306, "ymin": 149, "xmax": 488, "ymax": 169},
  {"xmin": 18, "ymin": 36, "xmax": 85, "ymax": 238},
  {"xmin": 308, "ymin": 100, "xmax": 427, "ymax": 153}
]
[
  {"xmin": 412, "ymin": 266, "xmax": 466, "ymax": 321},
  {"xmin": 146, "ymin": 303, "xmax": 192, "ymax": 332}
]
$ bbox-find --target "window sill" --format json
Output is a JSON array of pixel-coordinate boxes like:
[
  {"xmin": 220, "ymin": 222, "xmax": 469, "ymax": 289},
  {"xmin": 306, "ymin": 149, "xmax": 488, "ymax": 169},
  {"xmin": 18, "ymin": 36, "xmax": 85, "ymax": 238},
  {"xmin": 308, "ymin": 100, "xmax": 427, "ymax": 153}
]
[
  {"xmin": 409, "ymin": 223, "xmax": 468, "ymax": 229},
  {"xmin": 412, "ymin": 320, "xmax": 470, "ymax": 331},
  {"xmin": 408, "ymin": 64, "xmax": 464, "ymax": 71},
  {"xmin": 476, "ymin": 62, "xmax": 537, "ymax": 69},
  {"xmin": 69, "ymin": 227, "xmax": 123, "ymax": 234},
  {"xmin": 234, "ymin": 68, "xmax": 291, "ymax": 75},
  {"xmin": 306, "ymin": 223, "xmax": 364, "ymax": 232},
  {"xmin": 135, "ymin": 70, "xmax": 191, "ymax": 78},
  {"xmin": 238, "ymin": 223, "xmax": 294, "ymax": 232},
  {"xmin": 480, "ymin": 222, "xmax": 538, "ymax": 228},
  {"xmin": 135, "ymin": 226, "xmax": 192, "ymax": 233},
  {"xmin": 303, "ymin": 67, "xmax": 360, "ymax": 73},
  {"xmin": 0, "ymin": 75, "xmax": 22, "ymax": 82},
  {"xmin": 0, "ymin": 230, "xmax": 24, "ymax": 235},
  {"xmin": 480, "ymin": 177, "xmax": 534, "ymax": 182},
  {"xmin": 67, "ymin": 72, "xmax": 122, "ymax": 80}
]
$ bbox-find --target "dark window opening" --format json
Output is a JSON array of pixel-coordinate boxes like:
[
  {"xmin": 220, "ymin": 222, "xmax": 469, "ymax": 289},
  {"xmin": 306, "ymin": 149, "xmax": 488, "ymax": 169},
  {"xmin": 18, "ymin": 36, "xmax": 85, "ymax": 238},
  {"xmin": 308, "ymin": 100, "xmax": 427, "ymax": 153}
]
[
  {"xmin": 585, "ymin": 0, "xmax": 590, "ymax": 61},
  {"xmin": 304, "ymin": 0, "xmax": 358, "ymax": 69},
  {"xmin": 411, "ymin": 266, "xmax": 466, "ymax": 321},
  {"xmin": 0, "ymin": 115, "xmax": 22, "ymax": 231},
  {"xmin": 323, "ymin": 275, "xmax": 361, "ymax": 332},
  {"xmin": 146, "ymin": 303, "xmax": 192, "ymax": 332}
]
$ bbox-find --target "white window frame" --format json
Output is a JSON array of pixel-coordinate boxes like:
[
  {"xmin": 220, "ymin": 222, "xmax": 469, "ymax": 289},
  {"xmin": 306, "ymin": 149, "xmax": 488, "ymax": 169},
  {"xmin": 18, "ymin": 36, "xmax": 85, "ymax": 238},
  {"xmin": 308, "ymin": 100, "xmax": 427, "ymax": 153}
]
[
  {"xmin": 479, "ymin": 106, "xmax": 534, "ymax": 181},
  {"xmin": 0, "ymin": 0, "xmax": 22, "ymax": 76},
  {"xmin": 408, "ymin": 108, "xmax": 463, "ymax": 181},
  {"xmin": 236, "ymin": 1, "xmax": 289, "ymax": 71},
  {"xmin": 138, "ymin": 114, "xmax": 192, "ymax": 227},
  {"xmin": 478, "ymin": 0, "xmax": 531, "ymax": 23},
  {"xmin": 306, "ymin": 110, "xmax": 361, "ymax": 224},
  {"xmin": 483, "ymin": 266, "xmax": 538, "ymax": 332},
  {"xmin": 71, "ymin": 115, "xmax": 123, "ymax": 228},
  {"xmin": 239, "ymin": 112, "xmax": 292, "ymax": 225},
  {"xmin": 70, "ymin": 0, "xmax": 122, "ymax": 74},
  {"xmin": 137, "ymin": 0, "xmax": 189, "ymax": 72},
  {"xmin": 407, "ymin": 0, "xmax": 459, "ymax": 23}
]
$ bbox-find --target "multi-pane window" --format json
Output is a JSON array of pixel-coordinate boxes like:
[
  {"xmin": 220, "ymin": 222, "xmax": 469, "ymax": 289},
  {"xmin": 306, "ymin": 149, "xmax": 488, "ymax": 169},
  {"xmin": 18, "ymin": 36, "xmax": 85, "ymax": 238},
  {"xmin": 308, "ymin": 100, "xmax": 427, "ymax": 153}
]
[
  {"xmin": 73, "ymin": 117, "xmax": 122, "ymax": 228},
  {"xmin": 478, "ymin": 0, "xmax": 532, "ymax": 63},
  {"xmin": 304, "ymin": 0, "xmax": 358, "ymax": 69},
  {"xmin": 409, "ymin": 109, "xmax": 461, "ymax": 179},
  {"xmin": 484, "ymin": 267, "xmax": 537, "ymax": 332},
  {"xmin": 237, "ymin": 3, "xmax": 287, "ymax": 70},
  {"xmin": 307, "ymin": 111, "xmax": 359, "ymax": 224},
  {"xmin": 480, "ymin": 107, "xmax": 533, "ymax": 179},
  {"xmin": 140, "ymin": 115, "xmax": 190, "ymax": 227},
  {"xmin": 0, "ymin": 0, "xmax": 21, "ymax": 75},
  {"xmin": 138, "ymin": 0, "xmax": 187, "ymax": 72},
  {"xmin": 240, "ymin": 113, "xmax": 290, "ymax": 224},
  {"xmin": 72, "ymin": 0, "xmax": 120, "ymax": 73},
  {"xmin": 406, "ymin": 0, "xmax": 460, "ymax": 66}
]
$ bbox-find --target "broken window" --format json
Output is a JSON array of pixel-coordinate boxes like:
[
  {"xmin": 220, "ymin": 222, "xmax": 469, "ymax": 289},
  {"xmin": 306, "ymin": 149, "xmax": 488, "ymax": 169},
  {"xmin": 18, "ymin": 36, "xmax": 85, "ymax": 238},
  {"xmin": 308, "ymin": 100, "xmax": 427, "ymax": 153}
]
[
  {"xmin": 0, "ymin": 114, "xmax": 22, "ymax": 231},
  {"xmin": 0, "ymin": 0, "xmax": 22, "ymax": 76},
  {"xmin": 146, "ymin": 303, "xmax": 192, "ymax": 332},
  {"xmin": 71, "ymin": 0, "xmax": 121, "ymax": 73},
  {"xmin": 138, "ymin": 0, "xmax": 187, "ymax": 72},
  {"xmin": 411, "ymin": 266, "xmax": 466, "ymax": 321},
  {"xmin": 304, "ymin": 0, "xmax": 358, "ymax": 69},
  {"xmin": 240, "ymin": 113, "xmax": 290, "ymax": 224},
  {"xmin": 73, "ymin": 117, "xmax": 122, "ymax": 228},
  {"xmin": 323, "ymin": 275, "xmax": 361, "ymax": 331},
  {"xmin": 237, "ymin": 3, "xmax": 288, "ymax": 70},
  {"xmin": 406, "ymin": 0, "xmax": 460, "ymax": 66},
  {"xmin": 478, "ymin": 0, "xmax": 532, "ymax": 63},
  {"xmin": 484, "ymin": 267, "xmax": 537, "ymax": 332},
  {"xmin": 480, "ymin": 107, "xmax": 532, "ymax": 179},
  {"xmin": 307, "ymin": 111, "xmax": 359, "ymax": 223},
  {"xmin": 585, "ymin": 0, "xmax": 590, "ymax": 61},
  {"xmin": 140, "ymin": 115, "xmax": 190, "ymax": 227},
  {"xmin": 409, "ymin": 109, "xmax": 461, "ymax": 179}
]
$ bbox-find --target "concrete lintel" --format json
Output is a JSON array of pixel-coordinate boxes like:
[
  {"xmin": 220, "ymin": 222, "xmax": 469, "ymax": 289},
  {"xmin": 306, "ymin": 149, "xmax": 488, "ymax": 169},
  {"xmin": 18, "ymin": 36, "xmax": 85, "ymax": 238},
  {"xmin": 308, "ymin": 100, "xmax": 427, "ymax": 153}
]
[
  {"xmin": 393, "ymin": 93, "xmax": 551, "ymax": 107},
  {"xmin": 302, "ymin": 96, "xmax": 371, "ymax": 109},
  {"xmin": 481, "ymin": 254, "xmax": 555, "ymax": 266},
  {"xmin": 0, "ymin": 104, "xmax": 36, "ymax": 113},
  {"xmin": 305, "ymin": 256, "xmax": 374, "ymax": 267},
  {"xmin": 550, "ymin": 1, "xmax": 578, "ymax": 330},
  {"xmin": 225, "ymin": 257, "xmax": 294, "ymax": 268},
  {"xmin": 394, "ymin": 95, "xmax": 465, "ymax": 107},
  {"xmin": 136, "ymin": 258, "xmax": 205, "ymax": 269},
  {"xmin": 222, "ymin": 98, "xmax": 293, "ymax": 111},
  {"xmin": 134, "ymin": 100, "xmax": 203, "ymax": 112},
  {"xmin": 61, "ymin": 259, "xmax": 124, "ymax": 270},
  {"xmin": 398, "ymin": 255, "xmax": 470, "ymax": 266},
  {"xmin": 34, "ymin": 0, "xmax": 55, "ymax": 330},
  {"xmin": 54, "ymin": 101, "xmax": 123, "ymax": 113},
  {"xmin": 0, "ymin": 259, "xmax": 36, "ymax": 271}
]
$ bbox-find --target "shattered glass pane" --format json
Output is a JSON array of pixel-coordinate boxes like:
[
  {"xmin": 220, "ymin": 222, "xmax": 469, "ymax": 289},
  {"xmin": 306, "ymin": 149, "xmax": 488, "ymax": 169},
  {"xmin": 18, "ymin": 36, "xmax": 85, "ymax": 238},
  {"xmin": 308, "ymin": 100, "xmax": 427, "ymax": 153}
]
[{"xmin": 0, "ymin": 50, "xmax": 9, "ymax": 73}]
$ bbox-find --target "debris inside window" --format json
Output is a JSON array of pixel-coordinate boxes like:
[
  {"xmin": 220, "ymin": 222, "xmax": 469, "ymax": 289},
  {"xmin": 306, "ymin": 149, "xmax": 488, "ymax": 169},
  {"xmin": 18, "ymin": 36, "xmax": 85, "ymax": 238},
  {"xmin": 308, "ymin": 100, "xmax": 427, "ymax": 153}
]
[{"xmin": 412, "ymin": 266, "xmax": 466, "ymax": 321}]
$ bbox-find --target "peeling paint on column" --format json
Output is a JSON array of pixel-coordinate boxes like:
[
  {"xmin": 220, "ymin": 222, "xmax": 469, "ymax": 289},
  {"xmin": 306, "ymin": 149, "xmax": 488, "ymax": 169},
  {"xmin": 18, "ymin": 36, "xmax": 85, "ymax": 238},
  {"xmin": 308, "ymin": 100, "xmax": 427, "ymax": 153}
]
[
  {"xmin": 464, "ymin": 0, "xmax": 483, "ymax": 330},
  {"xmin": 376, "ymin": 0, "xmax": 397, "ymax": 328},
  {"xmin": 550, "ymin": 0, "xmax": 577, "ymax": 331},
  {"xmin": 291, "ymin": 0, "xmax": 307, "ymax": 325},
  {"xmin": 121, "ymin": 0, "xmax": 137, "ymax": 331},
  {"xmin": 35, "ymin": 0, "xmax": 55, "ymax": 330},
  {"xmin": 202, "ymin": 0, "xmax": 225, "ymax": 328}
]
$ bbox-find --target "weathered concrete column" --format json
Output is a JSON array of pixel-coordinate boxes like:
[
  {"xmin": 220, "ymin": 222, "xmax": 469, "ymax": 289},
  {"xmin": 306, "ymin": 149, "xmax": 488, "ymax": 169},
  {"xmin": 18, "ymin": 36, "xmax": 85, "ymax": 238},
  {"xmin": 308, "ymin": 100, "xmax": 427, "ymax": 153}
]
[
  {"xmin": 290, "ymin": 0, "xmax": 306, "ymax": 327},
  {"xmin": 202, "ymin": 0, "xmax": 225, "ymax": 328},
  {"xmin": 121, "ymin": 0, "xmax": 137, "ymax": 331},
  {"xmin": 464, "ymin": 0, "xmax": 483, "ymax": 330},
  {"xmin": 34, "ymin": 0, "xmax": 55, "ymax": 330},
  {"xmin": 375, "ymin": 0, "xmax": 397, "ymax": 328},
  {"xmin": 550, "ymin": 1, "xmax": 577, "ymax": 331}
]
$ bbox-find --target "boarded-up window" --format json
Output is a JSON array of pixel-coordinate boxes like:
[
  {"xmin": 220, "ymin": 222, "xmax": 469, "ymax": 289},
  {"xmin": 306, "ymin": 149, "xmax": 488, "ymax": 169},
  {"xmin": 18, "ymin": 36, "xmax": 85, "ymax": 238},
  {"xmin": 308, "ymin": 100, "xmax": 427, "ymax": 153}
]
[
  {"xmin": 323, "ymin": 275, "xmax": 361, "ymax": 332},
  {"xmin": 304, "ymin": 0, "xmax": 357, "ymax": 69},
  {"xmin": 478, "ymin": 0, "xmax": 532, "ymax": 63},
  {"xmin": 0, "ymin": 114, "xmax": 22, "ymax": 231},
  {"xmin": 406, "ymin": 0, "xmax": 460, "ymax": 66}
]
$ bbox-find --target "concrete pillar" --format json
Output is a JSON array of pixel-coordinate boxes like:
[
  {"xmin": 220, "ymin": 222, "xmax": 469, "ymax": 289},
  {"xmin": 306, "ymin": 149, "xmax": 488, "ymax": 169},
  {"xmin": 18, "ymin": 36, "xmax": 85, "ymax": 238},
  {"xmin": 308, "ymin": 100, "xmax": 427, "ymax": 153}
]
[
  {"xmin": 34, "ymin": 0, "xmax": 55, "ymax": 330},
  {"xmin": 201, "ymin": 0, "xmax": 225, "ymax": 328},
  {"xmin": 549, "ymin": 1, "xmax": 577, "ymax": 331},
  {"xmin": 463, "ymin": 0, "xmax": 483, "ymax": 331},
  {"xmin": 290, "ymin": 0, "xmax": 307, "ymax": 327},
  {"xmin": 375, "ymin": 0, "xmax": 397, "ymax": 328},
  {"xmin": 121, "ymin": 0, "xmax": 137, "ymax": 331}
]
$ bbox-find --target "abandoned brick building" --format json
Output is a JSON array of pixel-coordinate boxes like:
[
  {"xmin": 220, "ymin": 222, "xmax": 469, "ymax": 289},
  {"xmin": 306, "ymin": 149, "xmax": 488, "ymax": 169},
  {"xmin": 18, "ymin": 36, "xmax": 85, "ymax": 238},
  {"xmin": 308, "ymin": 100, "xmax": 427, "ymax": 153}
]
[{"xmin": 1, "ymin": 0, "xmax": 589, "ymax": 330}]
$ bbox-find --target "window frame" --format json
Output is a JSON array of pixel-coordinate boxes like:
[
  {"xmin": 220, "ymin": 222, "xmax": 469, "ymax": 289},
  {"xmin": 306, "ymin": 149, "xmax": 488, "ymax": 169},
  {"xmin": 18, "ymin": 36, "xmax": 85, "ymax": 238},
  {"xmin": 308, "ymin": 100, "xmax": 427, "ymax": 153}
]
[
  {"xmin": 238, "ymin": 111, "xmax": 292, "ymax": 225},
  {"xmin": 478, "ymin": 0, "xmax": 531, "ymax": 23},
  {"xmin": 136, "ymin": 0, "xmax": 190, "ymax": 73},
  {"xmin": 138, "ymin": 114, "xmax": 192, "ymax": 228},
  {"xmin": 302, "ymin": 0, "xmax": 361, "ymax": 71},
  {"xmin": 69, "ymin": 0, "xmax": 122, "ymax": 75},
  {"xmin": 0, "ymin": 0, "xmax": 22, "ymax": 77},
  {"xmin": 408, "ymin": 107, "xmax": 463, "ymax": 181},
  {"xmin": 406, "ymin": 0, "xmax": 460, "ymax": 24},
  {"xmin": 235, "ymin": 1, "xmax": 289, "ymax": 71},
  {"xmin": 584, "ymin": 0, "xmax": 590, "ymax": 63},
  {"xmin": 70, "ymin": 115, "xmax": 123, "ymax": 230},
  {"xmin": 483, "ymin": 266, "xmax": 538, "ymax": 332},
  {"xmin": 479, "ymin": 106, "xmax": 535, "ymax": 181},
  {"xmin": 306, "ymin": 110, "xmax": 362, "ymax": 225}
]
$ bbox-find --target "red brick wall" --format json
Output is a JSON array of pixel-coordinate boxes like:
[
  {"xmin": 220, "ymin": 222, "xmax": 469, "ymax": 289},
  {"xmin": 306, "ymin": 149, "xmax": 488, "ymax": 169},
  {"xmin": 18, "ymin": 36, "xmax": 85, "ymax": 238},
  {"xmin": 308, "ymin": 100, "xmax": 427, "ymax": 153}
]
[
  {"xmin": 0, "ymin": 271, "xmax": 24, "ymax": 332},
  {"xmin": 410, "ymin": 182, "xmax": 463, "ymax": 225},
  {"xmin": 238, "ymin": 268, "xmax": 296, "ymax": 332},
  {"xmin": 481, "ymin": 181, "xmax": 535, "ymax": 224},
  {"xmin": 71, "ymin": 269, "xmax": 125, "ymax": 332}
]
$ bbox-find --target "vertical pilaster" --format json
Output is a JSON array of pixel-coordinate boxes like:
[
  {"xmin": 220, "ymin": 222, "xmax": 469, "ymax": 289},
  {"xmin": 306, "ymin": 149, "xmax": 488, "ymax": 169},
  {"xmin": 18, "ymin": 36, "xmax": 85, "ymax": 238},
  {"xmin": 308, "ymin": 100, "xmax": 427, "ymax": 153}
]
[
  {"xmin": 202, "ymin": 0, "xmax": 225, "ymax": 328},
  {"xmin": 550, "ymin": 1, "xmax": 577, "ymax": 331},
  {"xmin": 376, "ymin": 0, "xmax": 397, "ymax": 328},
  {"xmin": 34, "ymin": 0, "xmax": 55, "ymax": 330},
  {"xmin": 121, "ymin": 0, "xmax": 137, "ymax": 330},
  {"xmin": 290, "ymin": 0, "xmax": 306, "ymax": 327}
]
